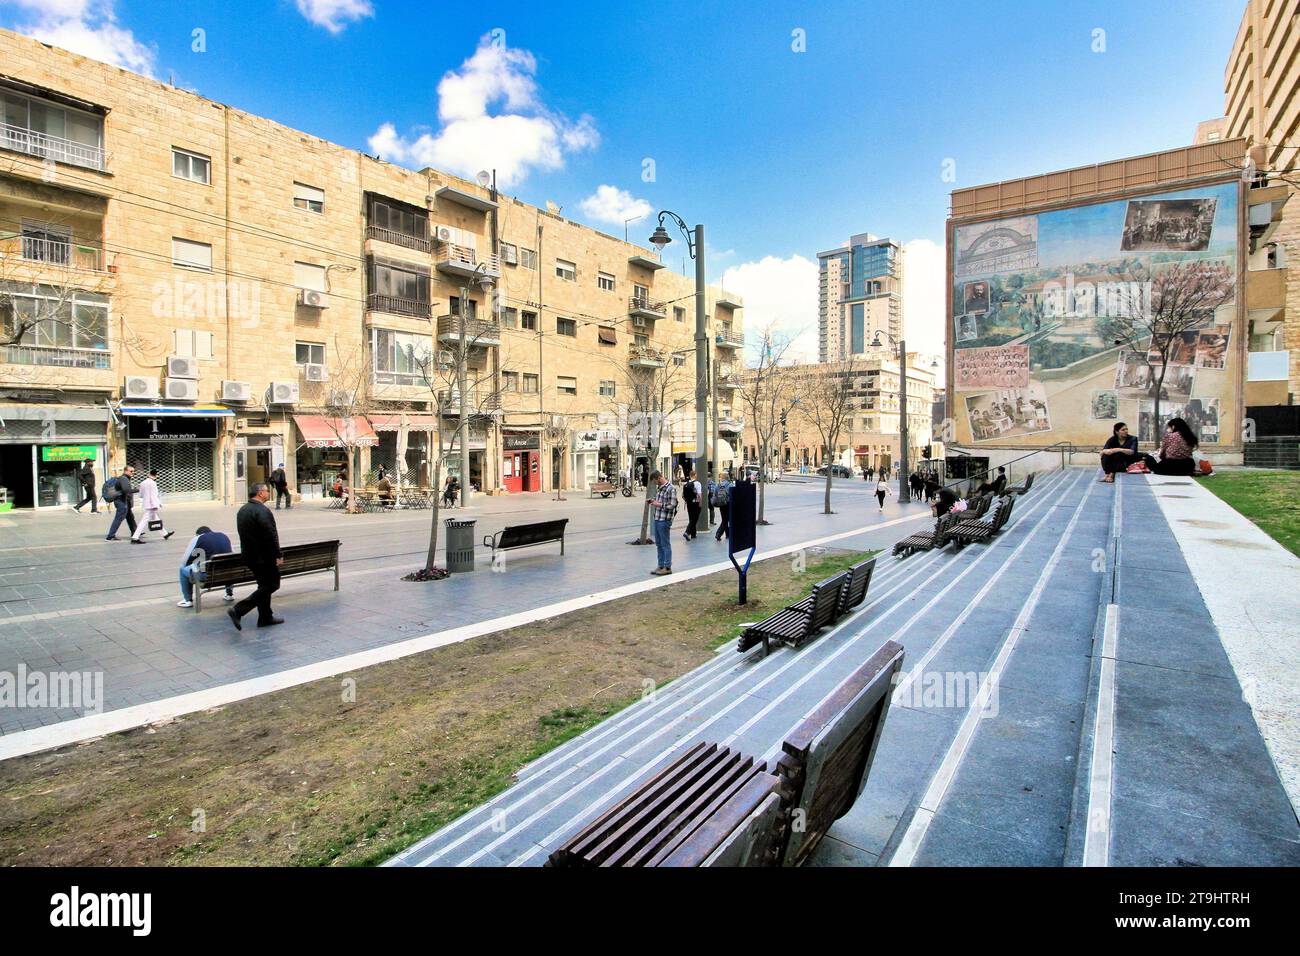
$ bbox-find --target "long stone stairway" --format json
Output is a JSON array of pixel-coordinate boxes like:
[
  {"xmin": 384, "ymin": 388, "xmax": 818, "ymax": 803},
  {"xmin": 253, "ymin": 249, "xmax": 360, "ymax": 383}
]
[{"xmin": 388, "ymin": 468, "xmax": 1300, "ymax": 867}]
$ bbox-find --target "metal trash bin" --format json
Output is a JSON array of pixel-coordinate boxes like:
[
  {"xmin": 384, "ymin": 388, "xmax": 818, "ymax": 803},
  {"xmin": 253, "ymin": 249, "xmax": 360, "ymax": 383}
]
[{"xmin": 445, "ymin": 517, "xmax": 477, "ymax": 573}]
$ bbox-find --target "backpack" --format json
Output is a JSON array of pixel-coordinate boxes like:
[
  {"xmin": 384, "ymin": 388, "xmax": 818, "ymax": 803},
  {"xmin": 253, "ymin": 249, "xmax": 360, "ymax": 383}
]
[
  {"xmin": 101, "ymin": 477, "xmax": 120, "ymax": 503},
  {"xmin": 710, "ymin": 482, "xmax": 729, "ymax": 507},
  {"xmin": 682, "ymin": 480, "xmax": 697, "ymax": 504}
]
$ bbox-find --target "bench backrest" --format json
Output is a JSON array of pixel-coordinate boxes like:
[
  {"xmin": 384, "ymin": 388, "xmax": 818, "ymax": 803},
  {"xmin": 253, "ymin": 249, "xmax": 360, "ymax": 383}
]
[
  {"xmin": 838, "ymin": 557, "xmax": 876, "ymax": 614},
  {"xmin": 809, "ymin": 571, "xmax": 850, "ymax": 630},
  {"xmin": 204, "ymin": 540, "xmax": 339, "ymax": 585},
  {"xmin": 499, "ymin": 518, "xmax": 569, "ymax": 547},
  {"xmin": 774, "ymin": 639, "xmax": 905, "ymax": 866},
  {"xmin": 933, "ymin": 512, "xmax": 961, "ymax": 544},
  {"xmin": 993, "ymin": 495, "xmax": 1015, "ymax": 530}
]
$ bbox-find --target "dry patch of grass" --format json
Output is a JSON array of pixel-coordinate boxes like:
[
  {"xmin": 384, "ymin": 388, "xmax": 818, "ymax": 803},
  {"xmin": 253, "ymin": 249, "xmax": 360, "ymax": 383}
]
[
  {"xmin": 1202, "ymin": 470, "xmax": 1300, "ymax": 557},
  {"xmin": 0, "ymin": 548, "xmax": 869, "ymax": 867}
]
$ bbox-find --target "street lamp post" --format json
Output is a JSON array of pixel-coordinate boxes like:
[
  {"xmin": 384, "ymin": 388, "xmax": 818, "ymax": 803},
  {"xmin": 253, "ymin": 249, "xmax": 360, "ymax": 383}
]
[
  {"xmin": 649, "ymin": 211, "xmax": 709, "ymax": 534},
  {"xmin": 459, "ymin": 261, "xmax": 495, "ymax": 508},
  {"xmin": 873, "ymin": 332, "xmax": 910, "ymax": 504}
]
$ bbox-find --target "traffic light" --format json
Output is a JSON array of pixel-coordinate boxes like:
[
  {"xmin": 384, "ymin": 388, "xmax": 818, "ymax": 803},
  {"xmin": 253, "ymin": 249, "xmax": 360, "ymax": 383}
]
[{"xmin": 922, "ymin": 445, "xmax": 932, "ymax": 459}]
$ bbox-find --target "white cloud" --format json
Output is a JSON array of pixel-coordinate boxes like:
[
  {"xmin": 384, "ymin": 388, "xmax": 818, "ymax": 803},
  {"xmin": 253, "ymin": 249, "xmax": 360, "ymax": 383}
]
[
  {"xmin": 901, "ymin": 238, "xmax": 947, "ymax": 371},
  {"xmin": 367, "ymin": 37, "xmax": 598, "ymax": 189},
  {"xmin": 295, "ymin": 0, "xmax": 373, "ymax": 35},
  {"xmin": 5, "ymin": 0, "xmax": 156, "ymax": 76},
  {"xmin": 579, "ymin": 185, "xmax": 652, "ymax": 227},
  {"xmin": 720, "ymin": 255, "xmax": 820, "ymax": 363}
]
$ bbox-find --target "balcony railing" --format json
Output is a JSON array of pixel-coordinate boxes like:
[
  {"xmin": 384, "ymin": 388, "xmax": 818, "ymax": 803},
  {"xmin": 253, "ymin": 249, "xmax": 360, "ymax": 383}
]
[
  {"xmin": 366, "ymin": 293, "xmax": 432, "ymax": 319},
  {"xmin": 435, "ymin": 243, "xmax": 501, "ymax": 277},
  {"xmin": 5, "ymin": 343, "xmax": 112, "ymax": 369},
  {"xmin": 1, "ymin": 123, "xmax": 106, "ymax": 172},
  {"xmin": 629, "ymin": 345, "xmax": 667, "ymax": 367},
  {"xmin": 629, "ymin": 295, "xmax": 666, "ymax": 318},
  {"xmin": 366, "ymin": 224, "xmax": 431, "ymax": 253},
  {"xmin": 436, "ymin": 314, "xmax": 501, "ymax": 344},
  {"xmin": 437, "ymin": 388, "xmax": 503, "ymax": 413},
  {"xmin": 4, "ymin": 235, "xmax": 106, "ymax": 272},
  {"xmin": 715, "ymin": 331, "xmax": 744, "ymax": 349}
]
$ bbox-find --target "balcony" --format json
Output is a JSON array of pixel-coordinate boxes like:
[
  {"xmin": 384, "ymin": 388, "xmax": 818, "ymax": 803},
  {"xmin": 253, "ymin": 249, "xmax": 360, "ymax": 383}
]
[
  {"xmin": 365, "ymin": 224, "xmax": 431, "ymax": 254},
  {"xmin": 628, "ymin": 253, "xmax": 666, "ymax": 272},
  {"xmin": 5, "ymin": 343, "xmax": 112, "ymax": 369},
  {"xmin": 1247, "ymin": 266, "xmax": 1287, "ymax": 313},
  {"xmin": 1, "ymin": 234, "xmax": 106, "ymax": 273},
  {"xmin": 629, "ymin": 346, "xmax": 667, "ymax": 369},
  {"xmin": 1, "ymin": 123, "xmax": 106, "ymax": 172},
  {"xmin": 437, "ymin": 388, "xmax": 503, "ymax": 414},
  {"xmin": 436, "ymin": 314, "xmax": 501, "ymax": 347},
  {"xmin": 715, "ymin": 331, "xmax": 744, "ymax": 350},
  {"xmin": 717, "ymin": 376, "xmax": 742, "ymax": 392},
  {"xmin": 629, "ymin": 295, "xmax": 666, "ymax": 320},
  {"xmin": 718, "ymin": 415, "xmax": 745, "ymax": 434},
  {"xmin": 715, "ymin": 293, "xmax": 743, "ymax": 310},
  {"xmin": 434, "ymin": 185, "xmax": 498, "ymax": 213},
  {"xmin": 435, "ymin": 243, "xmax": 501, "ymax": 280},
  {"xmin": 366, "ymin": 293, "xmax": 432, "ymax": 320}
]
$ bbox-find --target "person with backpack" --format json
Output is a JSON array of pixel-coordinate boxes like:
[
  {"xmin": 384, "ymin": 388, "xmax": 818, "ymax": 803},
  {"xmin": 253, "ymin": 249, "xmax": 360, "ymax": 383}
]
[
  {"xmin": 72, "ymin": 458, "xmax": 98, "ymax": 513},
  {"xmin": 712, "ymin": 472, "xmax": 733, "ymax": 541},
  {"xmin": 131, "ymin": 468, "xmax": 174, "ymax": 544},
  {"xmin": 270, "ymin": 462, "xmax": 291, "ymax": 509},
  {"xmin": 176, "ymin": 524, "xmax": 236, "ymax": 608},
  {"xmin": 875, "ymin": 476, "xmax": 892, "ymax": 512},
  {"xmin": 104, "ymin": 464, "xmax": 138, "ymax": 541},
  {"xmin": 681, "ymin": 468, "xmax": 702, "ymax": 541}
]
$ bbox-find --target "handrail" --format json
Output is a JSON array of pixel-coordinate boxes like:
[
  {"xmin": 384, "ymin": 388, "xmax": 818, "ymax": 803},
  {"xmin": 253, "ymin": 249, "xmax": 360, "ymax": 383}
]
[{"xmin": 942, "ymin": 441, "xmax": 1078, "ymax": 491}]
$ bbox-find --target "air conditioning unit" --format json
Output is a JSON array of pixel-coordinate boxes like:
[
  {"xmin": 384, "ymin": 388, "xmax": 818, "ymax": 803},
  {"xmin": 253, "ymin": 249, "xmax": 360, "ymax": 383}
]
[
  {"xmin": 123, "ymin": 376, "xmax": 158, "ymax": 400},
  {"xmin": 328, "ymin": 388, "xmax": 356, "ymax": 407},
  {"xmin": 165, "ymin": 377, "xmax": 199, "ymax": 401},
  {"xmin": 435, "ymin": 225, "xmax": 455, "ymax": 243},
  {"xmin": 269, "ymin": 380, "xmax": 300, "ymax": 404},
  {"xmin": 632, "ymin": 315, "xmax": 648, "ymax": 328},
  {"xmin": 303, "ymin": 363, "xmax": 328, "ymax": 382},
  {"xmin": 299, "ymin": 289, "xmax": 327, "ymax": 309},
  {"xmin": 437, "ymin": 350, "xmax": 454, "ymax": 368},
  {"xmin": 167, "ymin": 355, "xmax": 200, "ymax": 380},
  {"xmin": 221, "ymin": 380, "xmax": 252, "ymax": 402}
]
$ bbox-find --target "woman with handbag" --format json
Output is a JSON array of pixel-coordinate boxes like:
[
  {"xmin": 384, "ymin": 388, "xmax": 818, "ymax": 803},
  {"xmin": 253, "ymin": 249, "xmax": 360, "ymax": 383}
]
[{"xmin": 131, "ymin": 468, "xmax": 175, "ymax": 544}]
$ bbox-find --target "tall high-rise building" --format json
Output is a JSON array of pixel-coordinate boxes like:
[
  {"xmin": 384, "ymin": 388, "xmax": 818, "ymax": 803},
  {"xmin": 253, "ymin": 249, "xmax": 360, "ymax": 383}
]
[{"xmin": 817, "ymin": 233, "xmax": 903, "ymax": 362}]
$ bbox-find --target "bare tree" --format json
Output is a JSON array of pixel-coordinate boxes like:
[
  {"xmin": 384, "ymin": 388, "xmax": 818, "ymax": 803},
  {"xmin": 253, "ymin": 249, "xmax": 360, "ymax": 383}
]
[
  {"xmin": 1107, "ymin": 261, "xmax": 1234, "ymax": 439},
  {"xmin": 792, "ymin": 357, "xmax": 860, "ymax": 514},
  {"xmin": 618, "ymin": 345, "xmax": 692, "ymax": 545},
  {"xmin": 544, "ymin": 413, "xmax": 569, "ymax": 501},
  {"xmin": 306, "ymin": 339, "xmax": 393, "ymax": 515},
  {"xmin": 738, "ymin": 325, "xmax": 796, "ymax": 525}
]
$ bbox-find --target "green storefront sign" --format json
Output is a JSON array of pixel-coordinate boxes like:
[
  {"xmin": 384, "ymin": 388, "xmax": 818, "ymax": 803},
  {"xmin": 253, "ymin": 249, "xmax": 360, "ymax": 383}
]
[{"xmin": 40, "ymin": 445, "xmax": 98, "ymax": 463}]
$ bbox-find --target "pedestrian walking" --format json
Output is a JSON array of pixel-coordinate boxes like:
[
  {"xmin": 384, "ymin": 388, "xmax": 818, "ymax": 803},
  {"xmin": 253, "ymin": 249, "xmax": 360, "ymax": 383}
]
[
  {"xmin": 649, "ymin": 470, "xmax": 677, "ymax": 576},
  {"xmin": 131, "ymin": 468, "xmax": 174, "ymax": 543},
  {"xmin": 270, "ymin": 462, "xmax": 291, "ymax": 509},
  {"xmin": 176, "ymin": 524, "xmax": 236, "ymax": 608},
  {"xmin": 875, "ymin": 477, "xmax": 892, "ymax": 512},
  {"xmin": 681, "ymin": 468, "xmax": 702, "ymax": 541},
  {"xmin": 72, "ymin": 458, "xmax": 98, "ymax": 513},
  {"xmin": 228, "ymin": 483, "xmax": 284, "ymax": 630},
  {"xmin": 706, "ymin": 471, "xmax": 717, "ymax": 525},
  {"xmin": 924, "ymin": 474, "xmax": 940, "ymax": 503},
  {"xmin": 712, "ymin": 472, "xmax": 733, "ymax": 541},
  {"xmin": 104, "ymin": 464, "xmax": 138, "ymax": 541}
]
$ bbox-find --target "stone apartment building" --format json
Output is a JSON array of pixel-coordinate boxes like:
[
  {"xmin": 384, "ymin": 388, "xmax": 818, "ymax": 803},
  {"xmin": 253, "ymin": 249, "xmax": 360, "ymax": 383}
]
[{"xmin": 0, "ymin": 30, "xmax": 743, "ymax": 509}]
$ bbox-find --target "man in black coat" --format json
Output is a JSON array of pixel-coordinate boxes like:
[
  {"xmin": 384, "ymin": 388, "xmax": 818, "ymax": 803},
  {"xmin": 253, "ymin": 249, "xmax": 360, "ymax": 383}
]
[
  {"xmin": 73, "ymin": 459, "xmax": 98, "ymax": 513},
  {"xmin": 228, "ymin": 483, "xmax": 284, "ymax": 630},
  {"xmin": 105, "ymin": 465, "xmax": 137, "ymax": 540}
]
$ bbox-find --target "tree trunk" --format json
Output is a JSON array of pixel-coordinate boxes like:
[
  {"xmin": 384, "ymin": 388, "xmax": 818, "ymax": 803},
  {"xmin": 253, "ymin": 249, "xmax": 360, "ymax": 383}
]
[
  {"xmin": 426, "ymin": 455, "xmax": 444, "ymax": 571},
  {"xmin": 632, "ymin": 444, "xmax": 655, "ymax": 545},
  {"xmin": 823, "ymin": 470, "xmax": 833, "ymax": 514},
  {"xmin": 757, "ymin": 440, "xmax": 769, "ymax": 524}
]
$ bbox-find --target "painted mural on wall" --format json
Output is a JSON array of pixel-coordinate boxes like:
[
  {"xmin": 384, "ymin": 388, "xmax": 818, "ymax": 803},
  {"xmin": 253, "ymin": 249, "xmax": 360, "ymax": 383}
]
[{"xmin": 950, "ymin": 181, "xmax": 1239, "ymax": 448}]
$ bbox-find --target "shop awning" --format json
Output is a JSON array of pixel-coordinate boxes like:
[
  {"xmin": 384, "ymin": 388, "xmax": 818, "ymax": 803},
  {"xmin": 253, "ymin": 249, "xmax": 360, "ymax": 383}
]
[
  {"xmin": 120, "ymin": 404, "xmax": 234, "ymax": 417},
  {"xmin": 293, "ymin": 415, "xmax": 379, "ymax": 448},
  {"xmin": 369, "ymin": 414, "xmax": 441, "ymax": 432}
]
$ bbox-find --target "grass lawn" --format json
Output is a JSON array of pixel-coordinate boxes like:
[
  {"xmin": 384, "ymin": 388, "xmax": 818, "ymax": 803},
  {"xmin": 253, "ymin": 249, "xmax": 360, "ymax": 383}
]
[
  {"xmin": 0, "ymin": 547, "xmax": 872, "ymax": 867},
  {"xmin": 1201, "ymin": 470, "xmax": 1300, "ymax": 557}
]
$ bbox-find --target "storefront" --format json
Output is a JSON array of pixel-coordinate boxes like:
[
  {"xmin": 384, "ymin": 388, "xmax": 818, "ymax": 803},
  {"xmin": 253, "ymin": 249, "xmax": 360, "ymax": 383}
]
[
  {"xmin": 371, "ymin": 414, "xmax": 439, "ymax": 487},
  {"xmin": 570, "ymin": 429, "xmax": 600, "ymax": 491},
  {"xmin": 501, "ymin": 430, "xmax": 539, "ymax": 493},
  {"xmin": 0, "ymin": 404, "xmax": 110, "ymax": 509},
  {"xmin": 292, "ymin": 415, "xmax": 378, "ymax": 497},
  {"xmin": 122, "ymin": 404, "xmax": 231, "ymax": 502}
]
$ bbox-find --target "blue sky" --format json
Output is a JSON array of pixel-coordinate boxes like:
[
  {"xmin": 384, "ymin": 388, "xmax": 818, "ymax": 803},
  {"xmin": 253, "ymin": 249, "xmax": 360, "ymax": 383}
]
[{"xmin": 1, "ymin": 0, "xmax": 1246, "ymax": 357}]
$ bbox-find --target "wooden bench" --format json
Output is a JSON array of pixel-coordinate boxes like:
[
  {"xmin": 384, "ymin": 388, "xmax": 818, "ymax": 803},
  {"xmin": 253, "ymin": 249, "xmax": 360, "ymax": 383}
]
[
  {"xmin": 736, "ymin": 569, "xmax": 848, "ymax": 656},
  {"xmin": 589, "ymin": 481, "xmax": 617, "ymax": 499},
  {"xmin": 948, "ymin": 495, "xmax": 1015, "ymax": 549},
  {"xmin": 194, "ymin": 539, "xmax": 340, "ymax": 612},
  {"xmin": 788, "ymin": 556, "xmax": 876, "ymax": 619},
  {"xmin": 483, "ymin": 518, "xmax": 569, "ymax": 557},
  {"xmin": 546, "ymin": 641, "xmax": 905, "ymax": 867},
  {"xmin": 893, "ymin": 512, "xmax": 961, "ymax": 557},
  {"xmin": 1006, "ymin": 471, "xmax": 1036, "ymax": 496}
]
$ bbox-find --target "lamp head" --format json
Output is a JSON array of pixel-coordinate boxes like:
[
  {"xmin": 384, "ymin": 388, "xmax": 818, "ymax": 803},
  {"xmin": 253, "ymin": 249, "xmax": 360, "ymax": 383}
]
[{"xmin": 648, "ymin": 224, "xmax": 672, "ymax": 250}]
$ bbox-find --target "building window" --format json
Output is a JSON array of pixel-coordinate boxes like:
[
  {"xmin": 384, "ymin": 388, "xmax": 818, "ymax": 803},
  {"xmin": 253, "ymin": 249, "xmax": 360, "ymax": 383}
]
[
  {"xmin": 0, "ymin": 86, "xmax": 105, "ymax": 171},
  {"xmin": 522, "ymin": 373, "xmax": 539, "ymax": 393},
  {"xmin": 172, "ymin": 237, "xmax": 213, "ymax": 271},
  {"xmin": 501, "ymin": 371, "xmax": 518, "ymax": 391},
  {"xmin": 557, "ymin": 375, "xmax": 578, "ymax": 395},
  {"xmin": 520, "ymin": 247, "xmax": 538, "ymax": 270},
  {"xmin": 172, "ymin": 148, "xmax": 210, "ymax": 185},
  {"xmin": 366, "ymin": 194, "xmax": 430, "ymax": 251},
  {"xmin": 598, "ymin": 271, "xmax": 615, "ymax": 291},
  {"xmin": 293, "ymin": 182, "xmax": 325, "ymax": 214},
  {"xmin": 557, "ymin": 317, "xmax": 577, "ymax": 337},
  {"xmin": 371, "ymin": 328, "xmax": 432, "ymax": 386},
  {"xmin": 521, "ymin": 311, "xmax": 538, "ymax": 331},
  {"xmin": 294, "ymin": 261, "xmax": 327, "ymax": 293},
  {"xmin": 449, "ymin": 296, "xmax": 478, "ymax": 321},
  {"xmin": 674, "ymin": 306, "xmax": 685, "ymax": 323},
  {"xmin": 673, "ymin": 354, "xmax": 686, "ymax": 366},
  {"xmin": 296, "ymin": 341, "xmax": 325, "ymax": 366},
  {"xmin": 501, "ymin": 307, "xmax": 518, "ymax": 328},
  {"xmin": 367, "ymin": 257, "xmax": 431, "ymax": 318},
  {"xmin": 599, "ymin": 380, "xmax": 616, "ymax": 397},
  {"xmin": 500, "ymin": 242, "xmax": 518, "ymax": 266},
  {"xmin": 555, "ymin": 258, "xmax": 577, "ymax": 282},
  {"xmin": 2, "ymin": 282, "xmax": 109, "ymax": 354},
  {"xmin": 635, "ymin": 333, "xmax": 649, "ymax": 348},
  {"xmin": 173, "ymin": 329, "xmax": 215, "ymax": 360}
]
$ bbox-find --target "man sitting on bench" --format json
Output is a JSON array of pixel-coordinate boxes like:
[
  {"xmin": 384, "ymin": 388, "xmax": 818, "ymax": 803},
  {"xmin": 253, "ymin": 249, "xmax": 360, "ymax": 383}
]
[
  {"xmin": 976, "ymin": 466, "xmax": 1006, "ymax": 496},
  {"xmin": 176, "ymin": 524, "xmax": 236, "ymax": 609}
]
